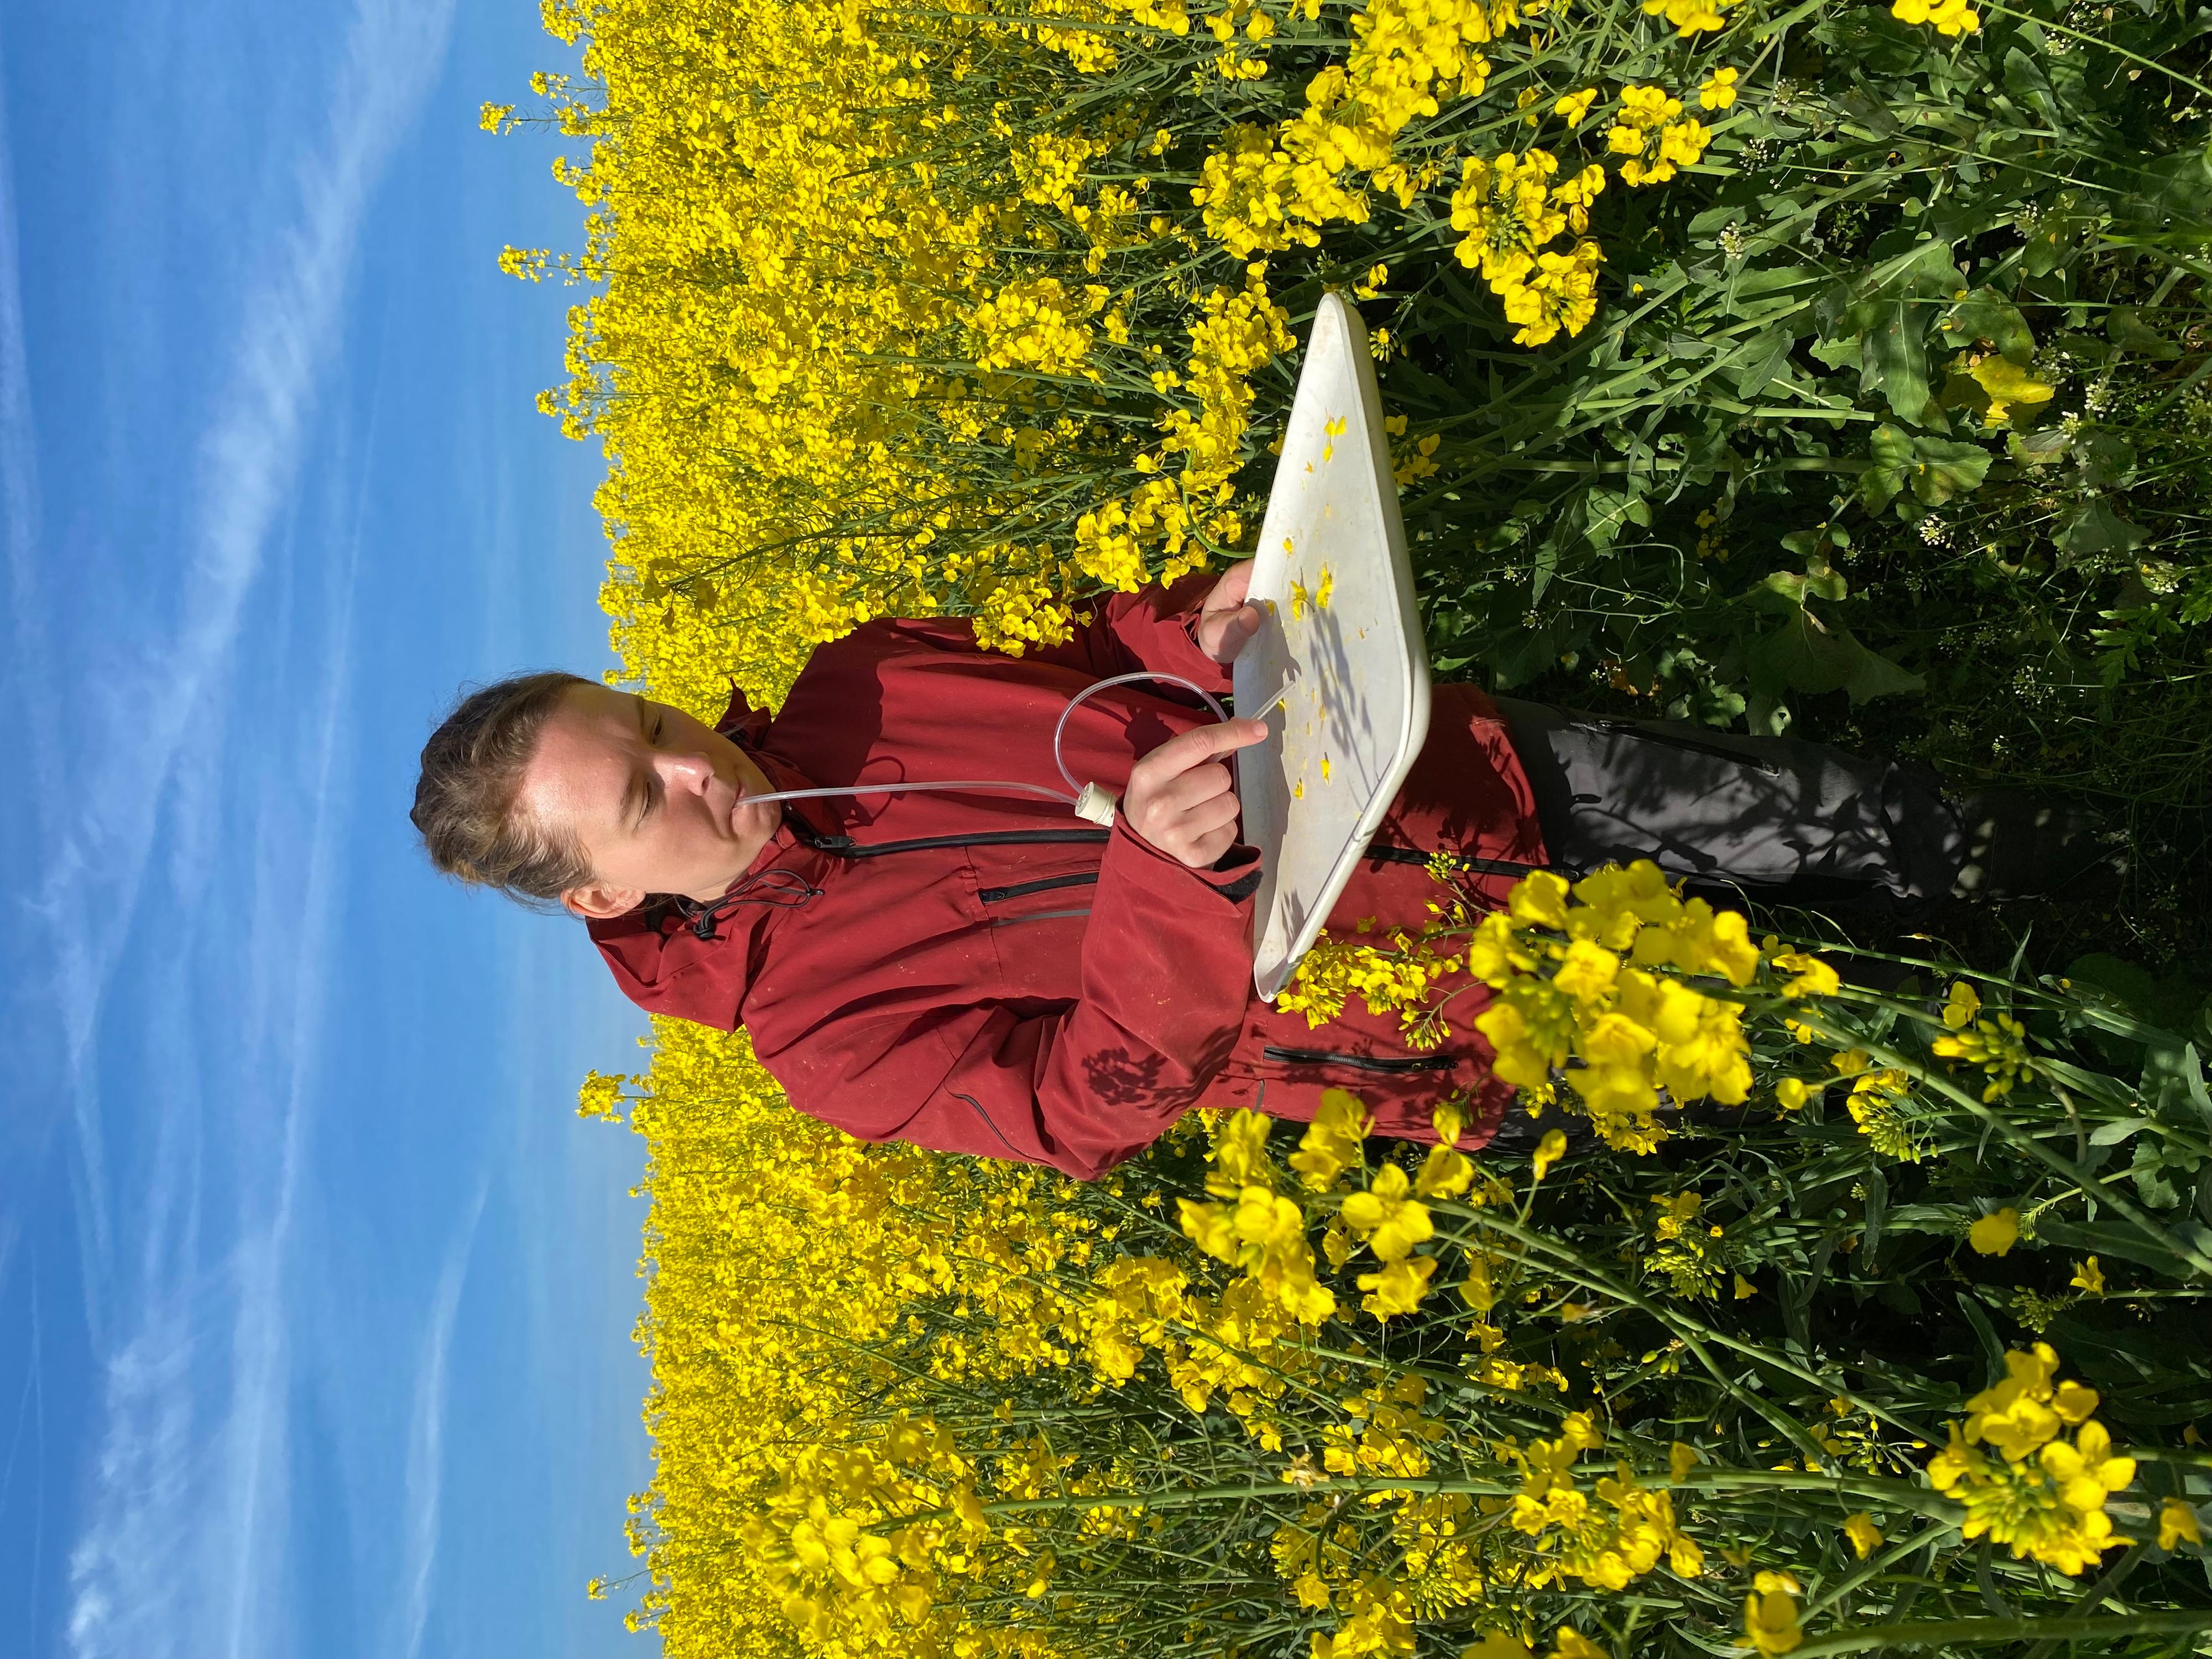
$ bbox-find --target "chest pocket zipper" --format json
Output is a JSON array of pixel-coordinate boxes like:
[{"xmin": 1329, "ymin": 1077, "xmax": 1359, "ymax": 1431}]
[
  {"xmin": 1262, "ymin": 1044, "xmax": 1458, "ymax": 1074},
  {"xmin": 977, "ymin": 871, "xmax": 1100, "ymax": 904}
]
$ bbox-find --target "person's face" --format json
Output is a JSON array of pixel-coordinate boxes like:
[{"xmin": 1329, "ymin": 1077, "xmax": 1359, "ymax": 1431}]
[{"xmin": 517, "ymin": 683, "xmax": 781, "ymax": 917}]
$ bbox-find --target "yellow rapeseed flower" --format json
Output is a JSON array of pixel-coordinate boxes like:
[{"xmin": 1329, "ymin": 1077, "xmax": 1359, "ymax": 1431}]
[
  {"xmin": 1969, "ymin": 1207, "xmax": 2021, "ymax": 1256},
  {"xmin": 2158, "ymin": 1497, "xmax": 2203, "ymax": 1551},
  {"xmin": 1357, "ymin": 1253, "xmax": 1439, "ymax": 1316},
  {"xmin": 1642, "ymin": 0, "xmax": 1733, "ymax": 34},
  {"xmin": 1546, "ymin": 1628, "xmax": 1609, "ymax": 1659},
  {"xmin": 1744, "ymin": 1572, "xmax": 1803, "ymax": 1654},
  {"xmin": 1554, "ymin": 88, "xmax": 1599, "ymax": 127},
  {"xmin": 1532, "ymin": 1128, "xmax": 1570, "ymax": 1182},
  {"xmin": 1893, "ymin": 0, "xmax": 1981, "ymax": 34},
  {"xmin": 1844, "ymin": 1511, "xmax": 1884, "ymax": 1558},
  {"xmin": 1341, "ymin": 1164, "xmax": 1436, "ymax": 1260}
]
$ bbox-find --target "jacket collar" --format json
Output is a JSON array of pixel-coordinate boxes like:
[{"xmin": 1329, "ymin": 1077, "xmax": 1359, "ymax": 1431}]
[{"xmin": 583, "ymin": 685, "xmax": 834, "ymax": 1014}]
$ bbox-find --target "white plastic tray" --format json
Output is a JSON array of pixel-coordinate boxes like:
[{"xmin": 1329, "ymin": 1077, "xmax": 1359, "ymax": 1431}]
[{"xmin": 1234, "ymin": 292, "xmax": 1432, "ymax": 1000}]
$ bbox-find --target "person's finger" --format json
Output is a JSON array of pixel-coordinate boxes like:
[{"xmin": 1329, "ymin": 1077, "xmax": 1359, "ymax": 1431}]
[
  {"xmin": 1207, "ymin": 559, "xmax": 1253, "ymax": 608},
  {"xmin": 1153, "ymin": 756, "xmax": 1235, "ymax": 807},
  {"xmin": 1203, "ymin": 602, "xmax": 1263, "ymax": 664},
  {"xmin": 1141, "ymin": 718, "xmax": 1268, "ymax": 779},
  {"xmin": 1183, "ymin": 791, "xmax": 1242, "ymax": 836}
]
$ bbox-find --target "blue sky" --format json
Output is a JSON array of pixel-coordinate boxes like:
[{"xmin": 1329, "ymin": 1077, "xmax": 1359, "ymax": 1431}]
[{"xmin": 0, "ymin": 4, "xmax": 662, "ymax": 1656}]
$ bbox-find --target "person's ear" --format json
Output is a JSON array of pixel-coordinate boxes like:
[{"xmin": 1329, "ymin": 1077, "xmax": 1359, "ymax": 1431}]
[{"xmin": 561, "ymin": 880, "xmax": 647, "ymax": 921}]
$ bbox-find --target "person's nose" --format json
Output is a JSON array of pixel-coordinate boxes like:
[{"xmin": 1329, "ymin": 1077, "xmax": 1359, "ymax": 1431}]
[{"xmin": 654, "ymin": 746, "xmax": 718, "ymax": 794}]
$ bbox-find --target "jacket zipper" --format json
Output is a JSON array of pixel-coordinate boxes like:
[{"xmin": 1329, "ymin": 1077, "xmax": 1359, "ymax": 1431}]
[
  {"xmin": 1262, "ymin": 1044, "xmax": 1458, "ymax": 1074},
  {"xmin": 1585, "ymin": 718, "xmax": 1783, "ymax": 777},
  {"xmin": 802, "ymin": 827, "xmax": 1112, "ymax": 859},
  {"xmin": 801, "ymin": 820, "xmax": 1551, "ymax": 886},
  {"xmin": 978, "ymin": 872, "xmax": 1101, "ymax": 904}
]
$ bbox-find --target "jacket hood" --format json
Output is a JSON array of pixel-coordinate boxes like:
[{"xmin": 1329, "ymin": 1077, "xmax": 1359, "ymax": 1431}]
[{"xmin": 583, "ymin": 683, "xmax": 837, "ymax": 1028}]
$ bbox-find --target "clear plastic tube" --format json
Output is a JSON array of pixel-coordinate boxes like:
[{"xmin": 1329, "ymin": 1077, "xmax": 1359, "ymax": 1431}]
[{"xmin": 732, "ymin": 671, "xmax": 1232, "ymax": 816}]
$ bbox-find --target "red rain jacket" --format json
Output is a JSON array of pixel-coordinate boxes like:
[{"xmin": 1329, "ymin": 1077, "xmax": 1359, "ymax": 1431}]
[{"xmin": 589, "ymin": 572, "xmax": 1551, "ymax": 1178}]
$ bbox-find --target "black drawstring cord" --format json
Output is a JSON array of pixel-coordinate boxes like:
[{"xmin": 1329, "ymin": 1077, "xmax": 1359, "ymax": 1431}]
[{"xmin": 653, "ymin": 866, "xmax": 825, "ymax": 941}]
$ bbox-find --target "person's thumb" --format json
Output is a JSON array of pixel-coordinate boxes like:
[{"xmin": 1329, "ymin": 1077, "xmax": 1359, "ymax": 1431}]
[{"xmin": 1209, "ymin": 601, "xmax": 1262, "ymax": 662}]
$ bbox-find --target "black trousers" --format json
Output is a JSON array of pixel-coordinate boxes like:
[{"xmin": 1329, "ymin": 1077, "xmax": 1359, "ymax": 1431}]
[
  {"xmin": 1491, "ymin": 697, "xmax": 1966, "ymax": 925},
  {"xmin": 1481, "ymin": 698, "xmax": 1964, "ymax": 1154}
]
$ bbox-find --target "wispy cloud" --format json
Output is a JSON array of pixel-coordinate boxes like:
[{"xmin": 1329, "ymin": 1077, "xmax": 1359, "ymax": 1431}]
[
  {"xmin": 397, "ymin": 1185, "xmax": 488, "ymax": 1659},
  {"xmin": 56, "ymin": 2, "xmax": 457, "ymax": 1657}
]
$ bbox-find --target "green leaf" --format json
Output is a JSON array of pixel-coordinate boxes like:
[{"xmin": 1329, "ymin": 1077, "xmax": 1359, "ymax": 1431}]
[
  {"xmin": 1861, "ymin": 422, "xmax": 1915, "ymax": 509},
  {"xmin": 1860, "ymin": 433, "xmax": 1990, "ymax": 507},
  {"xmin": 1839, "ymin": 640, "xmax": 1926, "ymax": 703},
  {"xmin": 1744, "ymin": 564, "xmax": 1847, "ymax": 615},
  {"xmin": 1723, "ymin": 327, "xmax": 1796, "ymax": 400},
  {"xmin": 2106, "ymin": 306, "xmax": 2182, "ymax": 360},
  {"xmin": 1810, "ymin": 335, "xmax": 1862, "ymax": 372},
  {"xmin": 2144, "ymin": 1043, "xmax": 2212, "ymax": 1134},
  {"xmin": 1940, "ymin": 286, "xmax": 2036, "ymax": 364},
  {"xmin": 2007, "ymin": 427, "xmax": 2071, "ymax": 468},
  {"xmin": 2059, "ymin": 499, "xmax": 2147, "ymax": 560},
  {"xmin": 1860, "ymin": 298, "xmax": 1932, "ymax": 422},
  {"xmin": 2001, "ymin": 46, "xmax": 2063, "ymax": 125},
  {"xmin": 2090, "ymin": 1118, "xmax": 2151, "ymax": 1147},
  {"xmin": 1750, "ymin": 611, "xmax": 1857, "ymax": 696},
  {"xmin": 1583, "ymin": 486, "xmax": 1651, "ymax": 551},
  {"xmin": 2023, "ymin": 212, "xmax": 2089, "ymax": 278},
  {"xmin": 2077, "ymin": 432, "xmax": 2138, "ymax": 490},
  {"xmin": 2132, "ymin": 1141, "xmax": 2184, "ymax": 1210}
]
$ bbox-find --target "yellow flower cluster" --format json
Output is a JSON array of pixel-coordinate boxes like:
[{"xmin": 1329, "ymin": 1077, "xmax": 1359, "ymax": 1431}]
[
  {"xmin": 1489, "ymin": 1412, "xmax": 1707, "ymax": 1589},
  {"xmin": 1931, "ymin": 979, "xmax": 2034, "ymax": 1100},
  {"xmin": 965, "ymin": 276, "xmax": 1110, "ymax": 377},
  {"xmin": 1085, "ymin": 1253, "xmax": 1322, "ymax": 1438},
  {"xmin": 1276, "ymin": 1381, "xmax": 1479, "ymax": 1646},
  {"xmin": 1927, "ymin": 1343, "xmax": 2138, "ymax": 1575},
  {"xmin": 1828, "ymin": 1047, "xmax": 1926, "ymax": 1161},
  {"xmin": 604, "ymin": 1018, "xmax": 1137, "ymax": 1652},
  {"xmin": 1604, "ymin": 84, "xmax": 1713, "ymax": 187},
  {"xmin": 1275, "ymin": 929, "xmax": 1468, "ymax": 1041},
  {"xmin": 1179, "ymin": 1106, "xmax": 1342, "ymax": 1322},
  {"xmin": 1469, "ymin": 863, "xmax": 1762, "ymax": 1151},
  {"xmin": 1892, "ymin": 0, "xmax": 1980, "ymax": 35},
  {"xmin": 1192, "ymin": 0, "xmax": 1528, "ymax": 258},
  {"xmin": 1742, "ymin": 1569, "xmax": 1804, "ymax": 1655},
  {"xmin": 1645, "ymin": 1190, "xmax": 1729, "ymax": 1299},
  {"xmin": 520, "ymin": 0, "xmax": 1318, "ymax": 719},
  {"xmin": 1448, "ymin": 149, "xmax": 1607, "ymax": 345},
  {"xmin": 1641, "ymin": 0, "xmax": 1735, "ymax": 35}
]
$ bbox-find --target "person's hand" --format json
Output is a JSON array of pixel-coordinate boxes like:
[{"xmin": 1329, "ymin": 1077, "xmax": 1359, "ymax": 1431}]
[
  {"xmin": 1194, "ymin": 560, "xmax": 1264, "ymax": 665},
  {"xmin": 1121, "ymin": 718, "xmax": 1268, "ymax": 869}
]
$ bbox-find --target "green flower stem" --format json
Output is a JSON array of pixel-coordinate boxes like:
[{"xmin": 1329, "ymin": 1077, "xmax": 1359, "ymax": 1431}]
[
  {"xmin": 1786, "ymin": 1608, "xmax": 2212, "ymax": 1657},
  {"xmin": 1671, "ymin": 1468, "xmax": 1962, "ymax": 1522},
  {"xmin": 1788, "ymin": 1011, "xmax": 2212, "ymax": 1281},
  {"xmin": 1441, "ymin": 1206, "xmax": 1944, "ymax": 1450},
  {"xmin": 878, "ymin": 1460, "xmax": 1958, "ymax": 1532},
  {"xmin": 1802, "ymin": 1525, "xmax": 1963, "ymax": 1620}
]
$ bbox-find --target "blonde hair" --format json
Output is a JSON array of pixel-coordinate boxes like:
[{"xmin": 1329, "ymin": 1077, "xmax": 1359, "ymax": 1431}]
[{"xmin": 411, "ymin": 671, "xmax": 596, "ymax": 906}]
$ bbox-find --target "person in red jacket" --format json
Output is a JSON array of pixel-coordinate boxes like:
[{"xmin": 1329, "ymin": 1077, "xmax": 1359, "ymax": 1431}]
[{"xmin": 411, "ymin": 564, "xmax": 2106, "ymax": 1177}]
